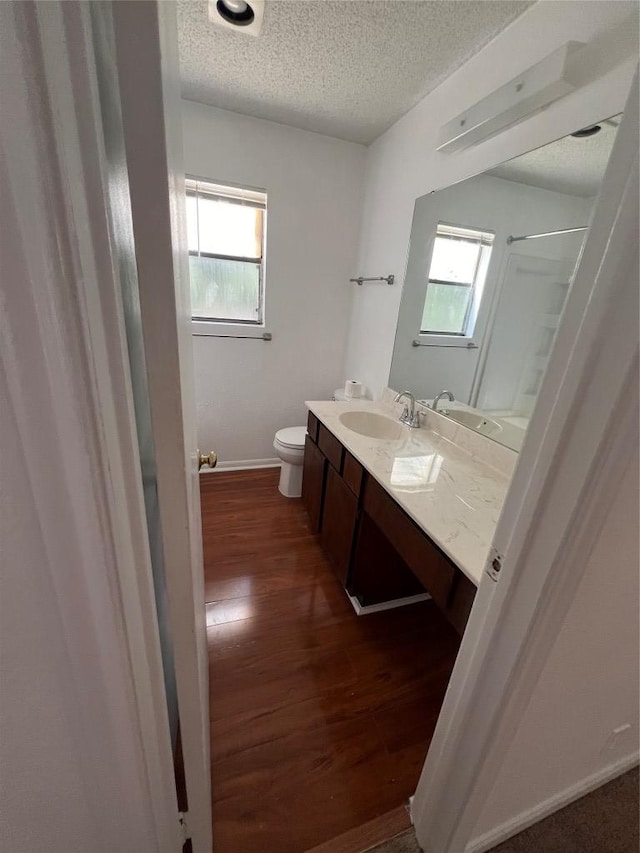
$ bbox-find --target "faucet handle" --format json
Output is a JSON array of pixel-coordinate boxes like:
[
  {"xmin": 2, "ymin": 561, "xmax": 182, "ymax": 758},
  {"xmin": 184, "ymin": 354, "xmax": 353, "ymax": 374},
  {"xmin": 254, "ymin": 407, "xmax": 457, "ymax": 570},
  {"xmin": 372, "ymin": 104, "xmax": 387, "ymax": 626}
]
[{"xmin": 413, "ymin": 409, "xmax": 426, "ymax": 428}]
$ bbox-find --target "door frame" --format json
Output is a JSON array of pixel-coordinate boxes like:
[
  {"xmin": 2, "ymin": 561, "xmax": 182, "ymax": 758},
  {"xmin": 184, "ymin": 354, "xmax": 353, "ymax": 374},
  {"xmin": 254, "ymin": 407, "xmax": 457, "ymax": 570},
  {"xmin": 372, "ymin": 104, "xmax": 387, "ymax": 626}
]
[
  {"xmin": 111, "ymin": 3, "xmax": 212, "ymax": 851},
  {"xmin": 1, "ymin": 2, "xmax": 182, "ymax": 850},
  {"xmin": 16, "ymin": 2, "xmax": 635, "ymax": 850},
  {"xmin": 411, "ymin": 72, "xmax": 639, "ymax": 852}
]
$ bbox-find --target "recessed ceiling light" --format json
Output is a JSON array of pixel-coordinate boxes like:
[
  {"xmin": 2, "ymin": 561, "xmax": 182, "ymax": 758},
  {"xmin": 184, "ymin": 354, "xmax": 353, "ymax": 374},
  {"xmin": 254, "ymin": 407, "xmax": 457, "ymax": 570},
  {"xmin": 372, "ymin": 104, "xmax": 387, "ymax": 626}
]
[
  {"xmin": 217, "ymin": 0, "xmax": 254, "ymax": 26},
  {"xmin": 208, "ymin": 0, "xmax": 265, "ymax": 36},
  {"xmin": 571, "ymin": 125, "xmax": 602, "ymax": 138}
]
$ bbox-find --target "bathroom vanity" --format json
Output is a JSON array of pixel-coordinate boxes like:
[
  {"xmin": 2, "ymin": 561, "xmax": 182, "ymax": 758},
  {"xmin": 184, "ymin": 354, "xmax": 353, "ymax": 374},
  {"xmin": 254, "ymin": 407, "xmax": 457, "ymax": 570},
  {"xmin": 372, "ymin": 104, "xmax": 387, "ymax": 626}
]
[{"xmin": 302, "ymin": 398, "xmax": 515, "ymax": 635}]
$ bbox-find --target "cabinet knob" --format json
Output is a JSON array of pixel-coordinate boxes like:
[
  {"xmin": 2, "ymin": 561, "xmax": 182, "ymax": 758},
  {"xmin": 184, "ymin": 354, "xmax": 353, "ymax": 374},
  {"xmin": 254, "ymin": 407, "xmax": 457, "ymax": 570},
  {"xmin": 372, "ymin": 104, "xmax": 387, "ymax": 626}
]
[{"xmin": 198, "ymin": 450, "xmax": 218, "ymax": 470}]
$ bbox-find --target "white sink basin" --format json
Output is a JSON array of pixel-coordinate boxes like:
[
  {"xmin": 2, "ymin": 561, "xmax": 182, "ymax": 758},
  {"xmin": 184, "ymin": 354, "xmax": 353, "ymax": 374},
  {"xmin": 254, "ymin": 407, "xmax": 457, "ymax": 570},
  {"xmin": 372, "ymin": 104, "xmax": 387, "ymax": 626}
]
[
  {"xmin": 442, "ymin": 409, "xmax": 503, "ymax": 437},
  {"xmin": 339, "ymin": 411, "xmax": 404, "ymax": 440}
]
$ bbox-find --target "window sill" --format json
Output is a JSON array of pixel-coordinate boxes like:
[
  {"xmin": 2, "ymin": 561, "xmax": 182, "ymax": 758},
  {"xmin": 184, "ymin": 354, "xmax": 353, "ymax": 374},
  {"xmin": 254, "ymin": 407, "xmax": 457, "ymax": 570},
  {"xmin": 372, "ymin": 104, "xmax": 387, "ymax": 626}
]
[
  {"xmin": 191, "ymin": 320, "xmax": 271, "ymax": 340},
  {"xmin": 413, "ymin": 334, "xmax": 478, "ymax": 349}
]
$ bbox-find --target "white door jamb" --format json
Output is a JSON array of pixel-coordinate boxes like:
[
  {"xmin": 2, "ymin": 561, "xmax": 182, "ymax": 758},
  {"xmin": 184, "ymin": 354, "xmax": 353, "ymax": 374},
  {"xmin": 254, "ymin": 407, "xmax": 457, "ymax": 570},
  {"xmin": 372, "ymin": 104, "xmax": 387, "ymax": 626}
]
[
  {"xmin": 112, "ymin": 4, "xmax": 213, "ymax": 851},
  {"xmin": 1, "ymin": 3, "xmax": 181, "ymax": 850}
]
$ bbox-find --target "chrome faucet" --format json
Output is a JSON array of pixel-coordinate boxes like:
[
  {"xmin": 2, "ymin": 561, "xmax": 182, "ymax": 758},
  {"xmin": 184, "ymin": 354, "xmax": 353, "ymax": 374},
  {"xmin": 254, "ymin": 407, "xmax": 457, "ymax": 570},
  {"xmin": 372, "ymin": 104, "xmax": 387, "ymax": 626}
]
[
  {"xmin": 431, "ymin": 390, "xmax": 455, "ymax": 413},
  {"xmin": 394, "ymin": 390, "xmax": 422, "ymax": 428}
]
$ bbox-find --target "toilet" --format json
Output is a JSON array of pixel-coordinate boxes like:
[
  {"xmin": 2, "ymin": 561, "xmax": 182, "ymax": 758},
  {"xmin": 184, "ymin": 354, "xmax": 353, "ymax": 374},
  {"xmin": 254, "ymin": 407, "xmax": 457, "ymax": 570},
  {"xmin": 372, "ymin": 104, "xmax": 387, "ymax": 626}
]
[
  {"xmin": 274, "ymin": 391, "xmax": 354, "ymax": 497},
  {"xmin": 273, "ymin": 426, "xmax": 307, "ymax": 497}
]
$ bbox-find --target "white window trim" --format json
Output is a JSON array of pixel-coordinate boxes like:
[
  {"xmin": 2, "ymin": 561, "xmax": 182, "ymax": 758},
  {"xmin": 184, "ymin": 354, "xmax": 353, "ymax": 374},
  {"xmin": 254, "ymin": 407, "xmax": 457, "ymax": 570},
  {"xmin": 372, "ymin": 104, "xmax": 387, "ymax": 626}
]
[
  {"xmin": 191, "ymin": 320, "xmax": 271, "ymax": 340},
  {"xmin": 186, "ymin": 175, "xmax": 268, "ymax": 335},
  {"xmin": 416, "ymin": 333, "xmax": 479, "ymax": 348}
]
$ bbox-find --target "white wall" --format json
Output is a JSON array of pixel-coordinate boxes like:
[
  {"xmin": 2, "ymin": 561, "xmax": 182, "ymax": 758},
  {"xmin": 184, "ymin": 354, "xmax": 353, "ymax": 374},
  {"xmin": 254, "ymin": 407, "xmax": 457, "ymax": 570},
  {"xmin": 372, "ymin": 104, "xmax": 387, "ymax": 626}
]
[
  {"xmin": 469, "ymin": 443, "xmax": 639, "ymax": 848},
  {"xmin": 181, "ymin": 101, "xmax": 365, "ymax": 464},
  {"xmin": 389, "ymin": 173, "xmax": 592, "ymax": 403},
  {"xmin": 344, "ymin": 0, "xmax": 638, "ymax": 399}
]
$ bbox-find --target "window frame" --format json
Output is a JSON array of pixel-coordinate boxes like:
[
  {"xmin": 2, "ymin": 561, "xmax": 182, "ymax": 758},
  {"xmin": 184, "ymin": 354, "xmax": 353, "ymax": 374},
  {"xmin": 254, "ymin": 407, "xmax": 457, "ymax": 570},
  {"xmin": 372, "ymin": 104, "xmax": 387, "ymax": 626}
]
[
  {"xmin": 418, "ymin": 222, "xmax": 495, "ymax": 348},
  {"xmin": 186, "ymin": 176, "xmax": 268, "ymax": 337}
]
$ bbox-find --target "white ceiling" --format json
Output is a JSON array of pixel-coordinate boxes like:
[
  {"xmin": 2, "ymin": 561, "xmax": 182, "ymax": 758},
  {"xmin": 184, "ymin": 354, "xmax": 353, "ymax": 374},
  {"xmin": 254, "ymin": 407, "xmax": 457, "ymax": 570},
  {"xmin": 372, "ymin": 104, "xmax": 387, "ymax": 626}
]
[
  {"xmin": 177, "ymin": 0, "xmax": 533, "ymax": 145},
  {"xmin": 488, "ymin": 117, "xmax": 621, "ymax": 198}
]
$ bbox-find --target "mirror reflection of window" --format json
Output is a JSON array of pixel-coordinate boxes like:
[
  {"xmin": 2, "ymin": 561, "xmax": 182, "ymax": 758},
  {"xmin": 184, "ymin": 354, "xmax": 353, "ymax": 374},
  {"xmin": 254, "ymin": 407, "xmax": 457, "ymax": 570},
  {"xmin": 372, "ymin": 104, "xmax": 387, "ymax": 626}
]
[
  {"xmin": 390, "ymin": 114, "xmax": 622, "ymax": 452},
  {"xmin": 390, "ymin": 454, "xmax": 444, "ymax": 491},
  {"xmin": 422, "ymin": 224, "xmax": 495, "ymax": 339}
]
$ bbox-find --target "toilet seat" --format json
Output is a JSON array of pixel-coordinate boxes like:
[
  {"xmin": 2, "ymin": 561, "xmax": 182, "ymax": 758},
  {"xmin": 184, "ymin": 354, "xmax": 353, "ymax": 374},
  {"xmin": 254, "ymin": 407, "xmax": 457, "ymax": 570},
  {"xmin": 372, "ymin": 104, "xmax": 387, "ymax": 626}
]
[{"xmin": 274, "ymin": 426, "xmax": 307, "ymax": 450}]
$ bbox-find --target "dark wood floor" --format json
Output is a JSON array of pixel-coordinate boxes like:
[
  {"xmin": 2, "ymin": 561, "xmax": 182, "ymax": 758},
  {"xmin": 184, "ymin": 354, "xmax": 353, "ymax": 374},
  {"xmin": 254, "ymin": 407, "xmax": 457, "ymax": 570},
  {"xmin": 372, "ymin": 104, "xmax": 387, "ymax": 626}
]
[{"xmin": 201, "ymin": 468, "xmax": 461, "ymax": 853}]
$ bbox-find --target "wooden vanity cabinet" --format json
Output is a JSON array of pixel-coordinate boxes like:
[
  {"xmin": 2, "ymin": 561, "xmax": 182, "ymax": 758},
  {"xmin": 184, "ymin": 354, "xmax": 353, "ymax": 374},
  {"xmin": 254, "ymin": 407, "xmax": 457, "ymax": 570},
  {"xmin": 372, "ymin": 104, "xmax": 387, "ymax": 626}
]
[
  {"xmin": 307, "ymin": 411, "xmax": 320, "ymax": 443},
  {"xmin": 317, "ymin": 423, "xmax": 344, "ymax": 472},
  {"xmin": 301, "ymin": 435, "xmax": 326, "ymax": 533},
  {"xmin": 302, "ymin": 411, "xmax": 476, "ymax": 635},
  {"xmin": 320, "ymin": 466, "xmax": 358, "ymax": 586},
  {"xmin": 342, "ymin": 452, "xmax": 364, "ymax": 497}
]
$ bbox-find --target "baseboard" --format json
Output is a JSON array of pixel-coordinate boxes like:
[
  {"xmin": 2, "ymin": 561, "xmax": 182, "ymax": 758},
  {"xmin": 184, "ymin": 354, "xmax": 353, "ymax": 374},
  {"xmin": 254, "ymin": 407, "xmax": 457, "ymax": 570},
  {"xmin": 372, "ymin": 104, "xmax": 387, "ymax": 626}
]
[
  {"xmin": 465, "ymin": 752, "xmax": 640, "ymax": 853},
  {"xmin": 347, "ymin": 591, "xmax": 431, "ymax": 616},
  {"xmin": 199, "ymin": 457, "xmax": 281, "ymax": 473}
]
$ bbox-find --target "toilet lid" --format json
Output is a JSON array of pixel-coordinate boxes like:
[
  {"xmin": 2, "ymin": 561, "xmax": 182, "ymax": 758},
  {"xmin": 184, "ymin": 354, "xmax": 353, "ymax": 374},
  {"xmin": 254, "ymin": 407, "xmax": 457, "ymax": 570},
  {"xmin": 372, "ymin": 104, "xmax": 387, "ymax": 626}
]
[{"xmin": 275, "ymin": 426, "xmax": 307, "ymax": 449}]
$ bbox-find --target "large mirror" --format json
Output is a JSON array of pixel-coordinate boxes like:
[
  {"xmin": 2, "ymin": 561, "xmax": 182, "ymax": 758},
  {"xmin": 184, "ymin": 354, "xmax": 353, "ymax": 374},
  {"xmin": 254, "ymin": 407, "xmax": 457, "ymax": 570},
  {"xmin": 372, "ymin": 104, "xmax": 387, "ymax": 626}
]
[{"xmin": 389, "ymin": 116, "xmax": 621, "ymax": 451}]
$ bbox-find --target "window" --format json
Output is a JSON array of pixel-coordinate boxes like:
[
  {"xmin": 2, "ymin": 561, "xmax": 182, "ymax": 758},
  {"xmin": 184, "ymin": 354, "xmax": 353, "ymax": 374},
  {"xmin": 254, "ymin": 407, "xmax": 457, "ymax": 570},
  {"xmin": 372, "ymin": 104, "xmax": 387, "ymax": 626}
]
[
  {"xmin": 421, "ymin": 223, "xmax": 494, "ymax": 341},
  {"xmin": 186, "ymin": 178, "xmax": 267, "ymax": 325}
]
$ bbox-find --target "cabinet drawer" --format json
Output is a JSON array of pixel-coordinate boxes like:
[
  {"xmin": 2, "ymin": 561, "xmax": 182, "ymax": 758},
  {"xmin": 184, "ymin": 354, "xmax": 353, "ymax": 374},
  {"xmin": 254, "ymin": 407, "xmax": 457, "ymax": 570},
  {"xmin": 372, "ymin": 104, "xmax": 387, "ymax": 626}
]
[
  {"xmin": 307, "ymin": 411, "xmax": 319, "ymax": 444},
  {"xmin": 317, "ymin": 423, "xmax": 344, "ymax": 473},
  {"xmin": 363, "ymin": 477, "xmax": 454, "ymax": 610},
  {"xmin": 342, "ymin": 452, "xmax": 364, "ymax": 497}
]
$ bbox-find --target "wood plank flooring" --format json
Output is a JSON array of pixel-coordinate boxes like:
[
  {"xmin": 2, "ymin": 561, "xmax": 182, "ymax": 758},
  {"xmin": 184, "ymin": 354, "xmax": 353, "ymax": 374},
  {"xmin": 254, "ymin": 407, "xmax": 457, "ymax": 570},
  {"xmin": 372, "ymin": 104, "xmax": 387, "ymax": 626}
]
[
  {"xmin": 201, "ymin": 469, "xmax": 461, "ymax": 853},
  {"xmin": 305, "ymin": 806, "xmax": 412, "ymax": 853}
]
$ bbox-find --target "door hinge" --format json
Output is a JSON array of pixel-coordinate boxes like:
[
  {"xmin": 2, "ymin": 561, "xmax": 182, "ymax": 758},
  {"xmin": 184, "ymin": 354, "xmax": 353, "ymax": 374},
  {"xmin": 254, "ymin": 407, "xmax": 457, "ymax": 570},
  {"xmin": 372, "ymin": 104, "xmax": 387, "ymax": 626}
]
[
  {"xmin": 178, "ymin": 811, "xmax": 190, "ymax": 844},
  {"xmin": 485, "ymin": 547, "xmax": 503, "ymax": 582}
]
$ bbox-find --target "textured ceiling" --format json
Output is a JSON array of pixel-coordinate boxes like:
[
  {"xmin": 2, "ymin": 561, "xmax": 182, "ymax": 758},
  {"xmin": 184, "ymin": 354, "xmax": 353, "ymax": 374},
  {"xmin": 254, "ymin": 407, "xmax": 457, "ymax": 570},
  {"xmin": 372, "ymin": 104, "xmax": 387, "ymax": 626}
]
[
  {"xmin": 489, "ymin": 116, "xmax": 621, "ymax": 198},
  {"xmin": 178, "ymin": 0, "xmax": 533, "ymax": 144}
]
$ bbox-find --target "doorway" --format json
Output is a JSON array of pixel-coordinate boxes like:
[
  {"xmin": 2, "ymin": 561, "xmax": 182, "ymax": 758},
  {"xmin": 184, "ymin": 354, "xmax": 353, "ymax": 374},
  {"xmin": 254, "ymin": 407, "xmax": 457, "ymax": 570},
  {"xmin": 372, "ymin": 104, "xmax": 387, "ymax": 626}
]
[{"xmin": 110, "ymin": 3, "xmax": 640, "ymax": 849}]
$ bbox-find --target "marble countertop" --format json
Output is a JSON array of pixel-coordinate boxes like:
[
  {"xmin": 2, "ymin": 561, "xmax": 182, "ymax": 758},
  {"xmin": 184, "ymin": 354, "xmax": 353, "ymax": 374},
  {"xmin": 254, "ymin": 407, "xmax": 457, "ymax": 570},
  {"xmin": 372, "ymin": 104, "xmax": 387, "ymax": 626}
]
[{"xmin": 306, "ymin": 398, "xmax": 513, "ymax": 586}]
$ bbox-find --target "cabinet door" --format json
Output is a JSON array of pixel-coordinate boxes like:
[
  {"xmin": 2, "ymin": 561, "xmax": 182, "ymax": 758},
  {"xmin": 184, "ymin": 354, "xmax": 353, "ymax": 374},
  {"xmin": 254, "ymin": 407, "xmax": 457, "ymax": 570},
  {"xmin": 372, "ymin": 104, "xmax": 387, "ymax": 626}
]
[
  {"xmin": 301, "ymin": 435, "xmax": 326, "ymax": 533},
  {"xmin": 320, "ymin": 465, "xmax": 358, "ymax": 586}
]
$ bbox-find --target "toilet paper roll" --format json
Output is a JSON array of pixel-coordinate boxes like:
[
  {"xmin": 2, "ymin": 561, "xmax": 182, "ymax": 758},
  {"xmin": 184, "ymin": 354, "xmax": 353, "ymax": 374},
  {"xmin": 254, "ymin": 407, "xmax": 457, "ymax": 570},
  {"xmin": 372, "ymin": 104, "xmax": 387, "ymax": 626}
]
[{"xmin": 344, "ymin": 379, "xmax": 362, "ymax": 399}]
